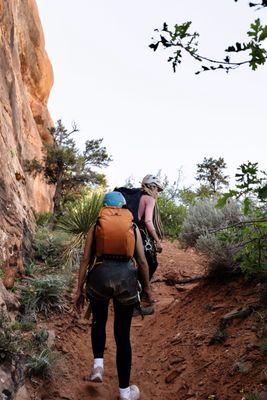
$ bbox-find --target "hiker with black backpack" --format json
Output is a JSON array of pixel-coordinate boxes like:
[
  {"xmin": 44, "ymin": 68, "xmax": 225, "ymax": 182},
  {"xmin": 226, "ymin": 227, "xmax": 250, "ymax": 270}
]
[
  {"xmin": 74, "ymin": 191, "xmax": 152, "ymax": 400},
  {"xmin": 115, "ymin": 174, "xmax": 164, "ymax": 314}
]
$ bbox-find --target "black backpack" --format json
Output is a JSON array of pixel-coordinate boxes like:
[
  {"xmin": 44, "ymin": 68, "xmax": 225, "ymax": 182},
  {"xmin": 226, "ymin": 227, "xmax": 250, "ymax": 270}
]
[{"xmin": 114, "ymin": 187, "xmax": 142, "ymax": 224}]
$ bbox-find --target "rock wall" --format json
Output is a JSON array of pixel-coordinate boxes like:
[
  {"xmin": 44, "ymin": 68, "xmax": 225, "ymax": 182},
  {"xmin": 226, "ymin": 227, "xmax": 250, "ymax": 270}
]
[{"xmin": 0, "ymin": 0, "xmax": 54, "ymax": 261}]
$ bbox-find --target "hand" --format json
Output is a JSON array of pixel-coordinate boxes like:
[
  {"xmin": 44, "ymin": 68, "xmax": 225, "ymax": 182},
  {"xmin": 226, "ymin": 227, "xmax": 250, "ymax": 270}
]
[
  {"xmin": 143, "ymin": 286, "xmax": 154, "ymax": 305},
  {"xmin": 155, "ymin": 241, "xmax": 163, "ymax": 253},
  {"xmin": 74, "ymin": 289, "xmax": 85, "ymax": 313}
]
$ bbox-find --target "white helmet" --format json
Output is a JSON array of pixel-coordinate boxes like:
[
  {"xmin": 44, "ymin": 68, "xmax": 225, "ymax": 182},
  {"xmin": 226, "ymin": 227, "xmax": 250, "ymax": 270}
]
[{"xmin": 141, "ymin": 174, "xmax": 163, "ymax": 191}]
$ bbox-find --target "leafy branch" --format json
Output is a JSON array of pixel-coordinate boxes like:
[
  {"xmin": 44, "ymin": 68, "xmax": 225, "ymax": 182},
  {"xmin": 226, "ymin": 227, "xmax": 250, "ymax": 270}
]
[{"xmin": 149, "ymin": 18, "xmax": 267, "ymax": 73}]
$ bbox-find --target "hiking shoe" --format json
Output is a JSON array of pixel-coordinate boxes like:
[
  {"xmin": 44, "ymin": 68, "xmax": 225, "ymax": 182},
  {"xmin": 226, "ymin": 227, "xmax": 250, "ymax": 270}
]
[
  {"xmin": 120, "ymin": 385, "xmax": 140, "ymax": 400},
  {"xmin": 132, "ymin": 307, "xmax": 141, "ymax": 317},
  {"xmin": 89, "ymin": 366, "xmax": 103, "ymax": 382},
  {"xmin": 140, "ymin": 305, "xmax": 154, "ymax": 315}
]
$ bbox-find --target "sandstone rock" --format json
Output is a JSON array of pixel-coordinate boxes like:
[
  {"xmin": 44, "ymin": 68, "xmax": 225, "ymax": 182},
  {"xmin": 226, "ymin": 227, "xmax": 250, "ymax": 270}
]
[
  {"xmin": 165, "ymin": 368, "xmax": 183, "ymax": 384},
  {"xmin": 0, "ymin": 0, "xmax": 54, "ymax": 262},
  {"xmin": 175, "ymin": 284, "xmax": 187, "ymax": 292},
  {"xmin": 0, "ymin": 279, "xmax": 19, "ymax": 312},
  {"xmin": 169, "ymin": 356, "xmax": 185, "ymax": 365},
  {"xmin": 47, "ymin": 329, "xmax": 56, "ymax": 348},
  {"xmin": 0, "ymin": 367, "xmax": 13, "ymax": 397}
]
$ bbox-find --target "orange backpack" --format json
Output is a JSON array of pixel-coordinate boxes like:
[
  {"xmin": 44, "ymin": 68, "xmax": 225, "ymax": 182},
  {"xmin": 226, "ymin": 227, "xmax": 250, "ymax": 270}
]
[{"xmin": 95, "ymin": 206, "xmax": 135, "ymax": 259}]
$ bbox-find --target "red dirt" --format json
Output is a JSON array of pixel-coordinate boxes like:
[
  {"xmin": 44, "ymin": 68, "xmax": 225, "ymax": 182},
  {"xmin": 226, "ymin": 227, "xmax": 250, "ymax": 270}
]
[{"xmin": 28, "ymin": 241, "xmax": 267, "ymax": 400}]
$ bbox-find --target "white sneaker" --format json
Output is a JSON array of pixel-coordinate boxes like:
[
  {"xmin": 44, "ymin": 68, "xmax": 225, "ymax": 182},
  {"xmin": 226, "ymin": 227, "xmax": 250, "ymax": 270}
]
[
  {"xmin": 120, "ymin": 385, "xmax": 140, "ymax": 400},
  {"xmin": 90, "ymin": 366, "xmax": 104, "ymax": 382}
]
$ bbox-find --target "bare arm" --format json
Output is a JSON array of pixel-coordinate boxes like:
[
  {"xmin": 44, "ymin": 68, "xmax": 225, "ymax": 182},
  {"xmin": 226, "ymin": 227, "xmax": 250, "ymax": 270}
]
[
  {"xmin": 74, "ymin": 225, "xmax": 95, "ymax": 311},
  {"xmin": 77, "ymin": 225, "xmax": 95, "ymax": 292},
  {"xmin": 143, "ymin": 197, "xmax": 162, "ymax": 252},
  {"xmin": 134, "ymin": 227, "xmax": 151, "ymax": 298}
]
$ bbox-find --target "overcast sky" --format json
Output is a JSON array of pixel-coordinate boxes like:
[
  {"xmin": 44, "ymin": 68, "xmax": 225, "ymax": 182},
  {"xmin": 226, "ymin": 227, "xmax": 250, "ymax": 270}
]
[{"xmin": 36, "ymin": 0, "xmax": 267, "ymax": 189}]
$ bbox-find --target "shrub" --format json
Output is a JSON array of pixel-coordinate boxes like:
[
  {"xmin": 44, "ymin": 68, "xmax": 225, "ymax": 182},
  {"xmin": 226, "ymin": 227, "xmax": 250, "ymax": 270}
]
[
  {"xmin": 195, "ymin": 232, "xmax": 235, "ymax": 277},
  {"xmin": 158, "ymin": 194, "xmax": 187, "ymax": 239},
  {"xmin": 33, "ymin": 227, "xmax": 67, "ymax": 268},
  {"xmin": 32, "ymin": 328, "xmax": 49, "ymax": 346},
  {"xmin": 20, "ymin": 275, "xmax": 66, "ymax": 318},
  {"xmin": 35, "ymin": 212, "xmax": 52, "ymax": 227},
  {"xmin": 180, "ymin": 198, "xmax": 242, "ymax": 247},
  {"xmin": 0, "ymin": 313, "xmax": 21, "ymax": 362},
  {"xmin": 24, "ymin": 260, "xmax": 38, "ymax": 276},
  {"xmin": 25, "ymin": 348, "xmax": 59, "ymax": 379}
]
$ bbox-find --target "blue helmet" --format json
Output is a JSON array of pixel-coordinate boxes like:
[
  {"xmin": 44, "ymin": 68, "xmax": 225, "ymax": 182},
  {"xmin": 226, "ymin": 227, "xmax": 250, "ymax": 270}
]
[{"xmin": 103, "ymin": 191, "xmax": 126, "ymax": 208}]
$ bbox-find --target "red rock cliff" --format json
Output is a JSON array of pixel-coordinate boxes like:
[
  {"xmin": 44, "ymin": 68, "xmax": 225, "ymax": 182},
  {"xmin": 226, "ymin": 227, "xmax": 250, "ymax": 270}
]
[{"xmin": 0, "ymin": 0, "xmax": 54, "ymax": 260}]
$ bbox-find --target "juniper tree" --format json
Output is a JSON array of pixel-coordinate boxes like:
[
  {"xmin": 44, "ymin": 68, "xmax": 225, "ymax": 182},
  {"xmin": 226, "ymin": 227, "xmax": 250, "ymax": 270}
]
[
  {"xmin": 25, "ymin": 120, "xmax": 111, "ymax": 225},
  {"xmin": 195, "ymin": 157, "xmax": 229, "ymax": 194}
]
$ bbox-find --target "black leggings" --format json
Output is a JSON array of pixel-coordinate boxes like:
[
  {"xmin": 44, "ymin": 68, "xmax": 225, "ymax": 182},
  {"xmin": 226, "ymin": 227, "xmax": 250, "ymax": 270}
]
[{"xmin": 89, "ymin": 297, "xmax": 134, "ymax": 388}]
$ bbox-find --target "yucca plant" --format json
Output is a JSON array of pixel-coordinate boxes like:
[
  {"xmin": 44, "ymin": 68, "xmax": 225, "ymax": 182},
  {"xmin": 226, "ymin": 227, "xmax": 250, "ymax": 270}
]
[
  {"xmin": 57, "ymin": 191, "xmax": 103, "ymax": 269},
  {"xmin": 20, "ymin": 275, "xmax": 66, "ymax": 317},
  {"xmin": 26, "ymin": 348, "xmax": 60, "ymax": 379},
  {"xmin": 245, "ymin": 394, "xmax": 261, "ymax": 400},
  {"xmin": 0, "ymin": 312, "xmax": 21, "ymax": 362}
]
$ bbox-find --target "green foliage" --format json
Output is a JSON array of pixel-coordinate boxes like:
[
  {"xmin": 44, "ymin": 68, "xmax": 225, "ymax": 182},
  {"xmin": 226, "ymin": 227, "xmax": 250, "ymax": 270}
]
[
  {"xmin": 150, "ymin": 11, "xmax": 267, "ymax": 73},
  {"xmin": 24, "ymin": 260, "xmax": 38, "ymax": 276},
  {"xmin": 0, "ymin": 312, "xmax": 21, "ymax": 362},
  {"xmin": 25, "ymin": 120, "xmax": 111, "ymax": 223},
  {"xmin": 19, "ymin": 275, "xmax": 66, "ymax": 318},
  {"xmin": 216, "ymin": 162, "xmax": 267, "ymax": 278},
  {"xmin": 179, "ymin": 187, "xmax": 197, "ymax": 206},
  {"xmin": 244, "ymin": 393, "xmax": 261, "ymax": 400},
  {"xmin": 58, "ymin": 191, "xmax": 103, "ymax": 236},
  {"xmin": 180, "ymin": 198, "xmax": 242, "ymax": 247},
  {"xmin": 33, "ymin": 227, "xmax": 67, "ymax": 268},
  {"xmin": 11, "ymin": 319, "xmax": 35, "ymax": 332},
  {"xmin": 25, "ymin": 348, "xmax": 59, "ymax": 379},
  {"xmin": 158, "ymin": 194, "xmax": 187, "ymax": 239},
  {"xmin": 260, "ymin": 341, "xmax": 267, "ymax": 355},
  {"xmin": 196, "ymin": 232, "xmax": 235, "ymax": 277},
  {"xmin": 196, "ymin": 157, "xmax": 229, "ymax": 194},
  {"xmin": 35, "ymin": 212, "xmax": 52, "ymax": 227},
  {"xmin": 149, "ymin": 21, "xmax": 200, "ymax": 73},
  {"xmin": 58, "ymin": 191, "xmax": 103, "ymax": 269},
  {"xmin": 232, "ymin": 221, "xmax": 267, "ymax": 277},
  {"xmin": 32, "ymin": 328, "xmax": 49, "ymax": 346}
]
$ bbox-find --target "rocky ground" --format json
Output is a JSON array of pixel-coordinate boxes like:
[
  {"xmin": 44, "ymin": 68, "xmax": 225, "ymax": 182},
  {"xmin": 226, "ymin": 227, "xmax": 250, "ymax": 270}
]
[{"xmin": 26, "ymin": 241, "xmax": 266, "ymax": 400}]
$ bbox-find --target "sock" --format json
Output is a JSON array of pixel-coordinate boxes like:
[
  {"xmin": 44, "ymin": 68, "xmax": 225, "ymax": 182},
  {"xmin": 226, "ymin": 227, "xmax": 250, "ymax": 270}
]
[
  {"xmin": 93, "ymin": 358, "xmax": 104, "ymax": 369},
  {"xmin": 119, "ymin": 387, "xmax": 130, "ymax": 399}
]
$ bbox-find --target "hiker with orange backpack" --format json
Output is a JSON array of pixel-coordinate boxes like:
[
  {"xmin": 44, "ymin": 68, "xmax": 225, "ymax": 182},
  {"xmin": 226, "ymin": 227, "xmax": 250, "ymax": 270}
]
[{"xmin": 74, "ymin": 191, "xmax": 152, "ymax": 400}]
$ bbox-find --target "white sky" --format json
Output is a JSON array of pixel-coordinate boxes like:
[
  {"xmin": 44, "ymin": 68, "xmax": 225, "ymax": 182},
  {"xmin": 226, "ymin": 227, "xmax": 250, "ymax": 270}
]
[{"xmin": 36, "ymin": 0, "xmax": 267, "ymax": 190}]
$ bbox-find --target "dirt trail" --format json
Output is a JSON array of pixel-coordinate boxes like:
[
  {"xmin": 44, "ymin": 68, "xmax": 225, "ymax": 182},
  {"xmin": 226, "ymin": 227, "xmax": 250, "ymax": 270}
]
[{"xmin": 28, "ymin": 242, "xmax": 266, "ymax": 400}]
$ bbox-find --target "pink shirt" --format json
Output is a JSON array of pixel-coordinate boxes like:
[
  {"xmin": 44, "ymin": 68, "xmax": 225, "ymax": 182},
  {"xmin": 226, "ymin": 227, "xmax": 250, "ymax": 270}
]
[{"xmin": 138, "ymin": 195, "xmax": 155, "ymax": 234}]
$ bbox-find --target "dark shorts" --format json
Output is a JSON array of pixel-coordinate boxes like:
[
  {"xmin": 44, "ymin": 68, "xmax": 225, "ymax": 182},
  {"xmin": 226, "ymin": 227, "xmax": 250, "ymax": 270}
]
[{"xmin": 86, "ymin": 259, "xmax": 139, "ymax": 305}]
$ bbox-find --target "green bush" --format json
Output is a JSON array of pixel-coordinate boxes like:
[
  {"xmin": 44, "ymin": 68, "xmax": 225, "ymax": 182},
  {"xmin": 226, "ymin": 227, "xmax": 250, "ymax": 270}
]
[
  {"xmin": 33, "ymin": 227, "xmax": 67, "ymax": 268},
  {"xmin": 180, "ymin": 198, "xmax": 242, "ymax": 247},
  {"xmin": 35, "ymin": 212, "xmax": 52, "ymax": 227},
  {"xmin": 158, "ymin": 194, "xmax": 187, "ymax": 240},
  {"xmin": 0, "ymin": 313, "xmax": 21, "ymax": 362},
  {"xmin": 195, "ymin": 232, "xmax": 235, "ymax": 277},
  {"xmin": 20, "ymin": 275, "xmax": 66, "ymax": 318},
  {"xmin": 25, "ymin": 348, "xmax": 59, "ymax": 379}
]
